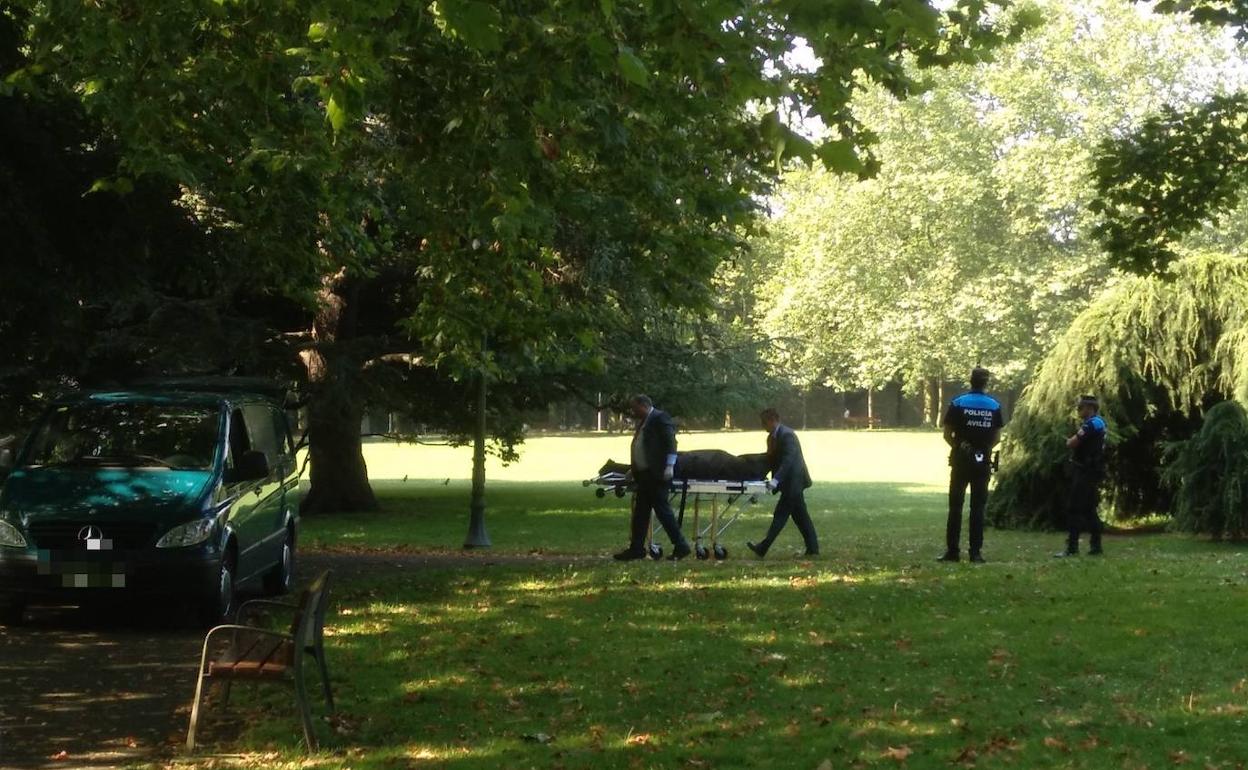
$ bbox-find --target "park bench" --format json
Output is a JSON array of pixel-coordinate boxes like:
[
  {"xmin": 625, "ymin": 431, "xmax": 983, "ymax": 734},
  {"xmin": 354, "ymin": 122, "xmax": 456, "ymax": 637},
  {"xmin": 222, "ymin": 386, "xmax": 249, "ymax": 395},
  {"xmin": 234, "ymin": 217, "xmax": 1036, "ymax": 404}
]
[{"xmin": 186, "ymin": 570, "xmax": 335, "ymax": 752}]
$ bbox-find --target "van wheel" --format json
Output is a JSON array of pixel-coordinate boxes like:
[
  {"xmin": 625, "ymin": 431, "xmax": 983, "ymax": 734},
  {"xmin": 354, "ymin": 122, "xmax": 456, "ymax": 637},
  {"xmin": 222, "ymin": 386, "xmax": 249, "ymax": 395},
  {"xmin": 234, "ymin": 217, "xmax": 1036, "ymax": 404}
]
[
  {"xmin": 199, "ymin": 549, "xmax": 237, "ymax": 627},
  {"xmin": 263, "ymin": 528, "xmax": 296, "ymax": 595},
  {"xmin": 0, "ymin": 599, "xmax": 26, "ymax": 626}
]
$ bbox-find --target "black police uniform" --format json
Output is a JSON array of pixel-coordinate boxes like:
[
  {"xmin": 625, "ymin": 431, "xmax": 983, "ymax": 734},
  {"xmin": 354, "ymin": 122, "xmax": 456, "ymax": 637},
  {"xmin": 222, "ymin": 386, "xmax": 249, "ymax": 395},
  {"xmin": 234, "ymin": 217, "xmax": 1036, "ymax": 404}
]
[
  {"xmin": 1065, "ymin": 414, "xmax": 1107, "ymax": 554},
  {"xmin": 942, "ymin": 390, "xmax": 1004, "ymax": 558}
]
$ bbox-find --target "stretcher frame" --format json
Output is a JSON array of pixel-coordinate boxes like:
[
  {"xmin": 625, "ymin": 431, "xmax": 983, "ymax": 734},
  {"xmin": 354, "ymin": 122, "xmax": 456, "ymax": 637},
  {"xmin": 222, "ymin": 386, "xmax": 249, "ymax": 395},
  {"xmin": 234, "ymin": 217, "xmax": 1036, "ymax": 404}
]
[{"xmin": 584, "ymin": 473, "xmax": 769, "ymax": 560}]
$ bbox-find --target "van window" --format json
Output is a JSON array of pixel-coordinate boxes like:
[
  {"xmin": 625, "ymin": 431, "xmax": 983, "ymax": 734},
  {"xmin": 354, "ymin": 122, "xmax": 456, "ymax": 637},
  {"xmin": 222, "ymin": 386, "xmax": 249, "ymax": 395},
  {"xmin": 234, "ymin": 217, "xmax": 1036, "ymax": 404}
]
[
  {"xmin": 225, "ymin": 408, "xmax": 251, "ymax": 473},
  {"xmin": 24, "ymin": 403, "xmax": 221, "ymax": 470},
  {"xmin": 242, "ymin": 404, "xmax": 284, "ymax": 466}
]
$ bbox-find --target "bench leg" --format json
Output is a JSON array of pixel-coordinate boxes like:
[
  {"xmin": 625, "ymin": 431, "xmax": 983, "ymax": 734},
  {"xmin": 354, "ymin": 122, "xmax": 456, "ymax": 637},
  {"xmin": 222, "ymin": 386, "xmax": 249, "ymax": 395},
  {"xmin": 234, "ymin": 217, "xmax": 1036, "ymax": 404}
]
[
  {"xmin": 186, "ymin": 673, "xmax": 208, "ymax": 752},
  {"xmin": 295, "ymin": 670, "xmax": 317, "ymax": 751},
  {"xmin": 314, "ymin": 650, "xmax": 334, "ymax": 712}
]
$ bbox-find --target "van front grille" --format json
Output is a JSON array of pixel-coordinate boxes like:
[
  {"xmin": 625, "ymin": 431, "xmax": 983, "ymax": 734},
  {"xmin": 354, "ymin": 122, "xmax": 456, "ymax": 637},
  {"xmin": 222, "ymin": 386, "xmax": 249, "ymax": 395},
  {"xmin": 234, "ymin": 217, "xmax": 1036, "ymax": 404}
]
[{"xmin": 27, "ymin": 521, "xmax": 159, "ymax": 550}]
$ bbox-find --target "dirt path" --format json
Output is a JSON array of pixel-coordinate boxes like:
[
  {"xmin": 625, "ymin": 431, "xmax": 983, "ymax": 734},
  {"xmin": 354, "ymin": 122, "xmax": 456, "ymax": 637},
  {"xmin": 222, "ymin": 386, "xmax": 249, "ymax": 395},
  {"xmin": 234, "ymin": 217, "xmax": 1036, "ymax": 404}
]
[
  {"xmin": 0, "ymin": 602, "xmax": 200, "ymax": 770},
  {"xmin": 0, "ymin": 549, "xmax": 589, "ymax": 769}
]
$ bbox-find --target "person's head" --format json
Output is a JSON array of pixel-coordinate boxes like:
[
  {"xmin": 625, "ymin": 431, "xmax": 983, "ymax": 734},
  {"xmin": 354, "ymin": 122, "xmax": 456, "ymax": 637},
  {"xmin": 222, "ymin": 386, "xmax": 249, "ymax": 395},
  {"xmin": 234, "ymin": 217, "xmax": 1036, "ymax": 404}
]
[
  {"xmin": 1077, "ymin": 395, "xmax": 1099, "ymax": 420},
  {"xmin": 629, "ymin": 394, "xmax": 653, "ymax": 419},
  {"xmin": 970, "ymin": 367, "xmax": 991, "ymax": 392},
  {"xmin": 760, "ymin": 407, "xmax": 781, "ymax": 432}
]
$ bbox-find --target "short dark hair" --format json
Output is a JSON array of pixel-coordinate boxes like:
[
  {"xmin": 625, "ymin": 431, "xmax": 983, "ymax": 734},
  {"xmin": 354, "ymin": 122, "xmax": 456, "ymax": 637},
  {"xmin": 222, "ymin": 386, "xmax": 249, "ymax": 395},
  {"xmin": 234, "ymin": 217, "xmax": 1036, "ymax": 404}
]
[
  {"xmin": 970, "ymin": 367, "xmax": 991, "ymax": 389},
  {"xmin": 1078, "ymin": 395, "xmax": 1099, "ymax": 412},
  {"xmin": 760, "ymin": 407, "xmax": 781, "ymax": 422},
  {"xmin": 630, "ymin": 394, "xmax": 653, "ymax": 408}
]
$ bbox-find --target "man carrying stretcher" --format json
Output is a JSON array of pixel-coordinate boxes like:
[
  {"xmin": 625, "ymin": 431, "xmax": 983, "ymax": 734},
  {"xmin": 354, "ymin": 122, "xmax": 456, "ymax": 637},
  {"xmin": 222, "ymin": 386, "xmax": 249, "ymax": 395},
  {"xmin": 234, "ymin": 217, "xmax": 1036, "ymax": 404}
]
[
  {"xmin": 613, "ymin": 395, "xmax": 693, "ymax": 561},
  {"xmin": 748, "ymin": 408, "xmax": 819, "ymax": 558}
]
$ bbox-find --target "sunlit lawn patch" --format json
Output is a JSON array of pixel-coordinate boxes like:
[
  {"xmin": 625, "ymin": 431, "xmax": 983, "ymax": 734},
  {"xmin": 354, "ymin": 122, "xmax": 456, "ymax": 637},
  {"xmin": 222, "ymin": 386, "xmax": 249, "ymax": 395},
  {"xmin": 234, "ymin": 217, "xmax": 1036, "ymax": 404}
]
[{"xmin": 166, "ymin": 432, "xmax": 1248, "ymax": 769}]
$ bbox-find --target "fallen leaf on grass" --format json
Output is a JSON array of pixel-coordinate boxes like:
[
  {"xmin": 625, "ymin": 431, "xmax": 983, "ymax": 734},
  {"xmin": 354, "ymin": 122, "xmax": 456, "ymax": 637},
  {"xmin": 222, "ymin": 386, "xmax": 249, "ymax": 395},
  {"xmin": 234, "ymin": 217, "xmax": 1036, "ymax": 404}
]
[
  {"xmin": 522, "ymin": 732, "xmax": 554, "ymax": 744},
  {"xmin": 49, "ymin": 751, "xmax": 69, "ymax": 761},
  {"xmin": 626, "ymin": 732, "xmax": 652, "ymax": 746},
  {"xmin": 1043, "ymin": 736, "xmax": 1068, "ymax": 752},
  {"xmin": 1169, "ymin": 749, "xmax": 1190, "ymax": 764},
  {"xmin": 816, "ymin": 760, "xmax": 834, "ymax": 770},
  {"xmin": 882, "ymin": 745, "xmax": 912, "ymax": 761}
]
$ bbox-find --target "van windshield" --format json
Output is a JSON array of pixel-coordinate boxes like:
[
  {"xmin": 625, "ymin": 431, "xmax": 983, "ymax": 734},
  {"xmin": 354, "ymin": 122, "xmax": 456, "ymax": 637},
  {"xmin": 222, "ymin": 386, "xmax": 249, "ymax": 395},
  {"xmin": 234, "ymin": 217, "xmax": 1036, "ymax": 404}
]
[{"xmin": 22, "ymin": 402, "xmax": 222, "ymax": 470}]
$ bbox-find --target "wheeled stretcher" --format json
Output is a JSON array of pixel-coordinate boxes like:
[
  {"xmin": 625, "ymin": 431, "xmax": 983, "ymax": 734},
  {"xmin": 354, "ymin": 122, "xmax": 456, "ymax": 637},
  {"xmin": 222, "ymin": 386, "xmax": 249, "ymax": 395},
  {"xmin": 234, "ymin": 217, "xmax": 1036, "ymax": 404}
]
[{"xmin": 584, "ymin": 473, "xmax": 769, "ymax": 560}]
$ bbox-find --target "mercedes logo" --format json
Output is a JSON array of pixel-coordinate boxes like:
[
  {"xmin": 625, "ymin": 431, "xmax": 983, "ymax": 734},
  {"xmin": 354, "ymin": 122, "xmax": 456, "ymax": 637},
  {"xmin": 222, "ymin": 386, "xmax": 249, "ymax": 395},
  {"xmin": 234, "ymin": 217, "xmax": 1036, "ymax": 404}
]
[
  {"xmin": 78, "ymin": 525, "xmax": 103, "ymax": 541},
  {"xmin": 77, "ymin": 525, "xmax": 112, "ymax": 551}
]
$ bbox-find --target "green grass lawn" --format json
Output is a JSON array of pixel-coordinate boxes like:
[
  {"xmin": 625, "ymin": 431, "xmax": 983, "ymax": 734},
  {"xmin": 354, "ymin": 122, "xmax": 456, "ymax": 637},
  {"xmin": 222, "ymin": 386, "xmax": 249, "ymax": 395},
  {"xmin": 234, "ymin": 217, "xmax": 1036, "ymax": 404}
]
[
  {"xmin": 302, "ymin": 429, "xmax": 948, "ymax": 554},
  {"xmin": 173, "ymin": 431, "xmax": 1248, "ymax": 770}
]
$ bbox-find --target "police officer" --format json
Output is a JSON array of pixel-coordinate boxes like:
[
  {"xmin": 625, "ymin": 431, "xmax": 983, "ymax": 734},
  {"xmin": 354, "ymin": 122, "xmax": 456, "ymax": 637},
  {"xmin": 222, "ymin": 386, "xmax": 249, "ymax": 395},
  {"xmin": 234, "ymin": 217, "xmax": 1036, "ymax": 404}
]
[
  {"xmin": 938, "ymin": 367, "xmax": 1004, "ymax": 564},
  {"xmin": 1055, "ymin": 395, "xmax": 1107, "ymax": 557}
]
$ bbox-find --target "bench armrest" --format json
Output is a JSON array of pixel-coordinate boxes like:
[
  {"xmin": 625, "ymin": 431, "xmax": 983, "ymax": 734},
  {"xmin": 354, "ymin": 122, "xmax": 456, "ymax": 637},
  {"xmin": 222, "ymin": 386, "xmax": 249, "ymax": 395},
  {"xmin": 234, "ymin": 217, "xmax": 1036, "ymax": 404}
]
[{"xmin": 198, "ymin": 624, "xmax": 294, "ymax": 674}]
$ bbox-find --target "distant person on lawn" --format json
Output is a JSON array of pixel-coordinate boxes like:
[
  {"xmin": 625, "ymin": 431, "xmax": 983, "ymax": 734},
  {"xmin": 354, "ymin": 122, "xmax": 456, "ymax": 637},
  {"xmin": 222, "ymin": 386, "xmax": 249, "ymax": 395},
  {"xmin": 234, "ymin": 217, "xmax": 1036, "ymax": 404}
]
[
  {"xmin": 613, "ymin": 395, "xmax": 692, "ymax": 561},
  {"xmin": 1055, "ymin": 395, "xmax": 1108, "ymax": 558},
  {"xmin": 748, "ymin": 408, "xmax": 818, "ymax": 558},
  {"xmin": 938, "ymin": 367, "xmax": 1004, "ymax": 564}
]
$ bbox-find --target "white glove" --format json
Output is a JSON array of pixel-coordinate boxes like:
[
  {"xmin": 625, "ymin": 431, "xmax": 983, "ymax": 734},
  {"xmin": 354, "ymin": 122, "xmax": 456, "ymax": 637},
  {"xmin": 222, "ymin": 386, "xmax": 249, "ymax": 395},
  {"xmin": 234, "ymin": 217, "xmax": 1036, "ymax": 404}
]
[
  {"xmin": 663, "ymin": 465, "xmax": 674, "ymax": 482},
  {"xmin": 766, "ymin": 478, "xmax": 778, "ymax": 493}
]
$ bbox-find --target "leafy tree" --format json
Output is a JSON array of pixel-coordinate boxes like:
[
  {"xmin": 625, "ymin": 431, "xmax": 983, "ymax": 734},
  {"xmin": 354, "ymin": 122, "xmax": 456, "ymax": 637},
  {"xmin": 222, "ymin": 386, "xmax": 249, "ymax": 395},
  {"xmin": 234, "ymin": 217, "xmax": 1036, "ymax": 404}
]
[
  {"xmin": 10, "ymin": 0, "xmax": 1026, "ymax": 516},
  {"xmin": 988, "ymin": 253, "xmax": 1248, "ymax": 529},
  {"xmin": 756, "ymin": 0, "xmax": 1245, "ymax": 411},
  {"xmin": 1091, "ymin": 0, "xmax": 1248, "ymax": 272}
]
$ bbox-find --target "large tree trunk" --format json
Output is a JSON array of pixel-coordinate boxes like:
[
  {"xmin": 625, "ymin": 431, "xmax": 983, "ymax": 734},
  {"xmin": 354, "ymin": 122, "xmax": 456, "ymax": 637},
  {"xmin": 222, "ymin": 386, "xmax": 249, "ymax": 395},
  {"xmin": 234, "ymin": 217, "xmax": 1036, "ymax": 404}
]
[{"xmin": 299, "ymin": 269, "xmax": 379, "ymax": 515}]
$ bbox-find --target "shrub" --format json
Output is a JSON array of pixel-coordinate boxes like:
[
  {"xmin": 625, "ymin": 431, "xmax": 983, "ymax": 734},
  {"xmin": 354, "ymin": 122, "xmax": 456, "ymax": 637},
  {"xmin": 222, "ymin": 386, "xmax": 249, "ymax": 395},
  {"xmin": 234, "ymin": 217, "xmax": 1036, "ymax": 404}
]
[{"xmin": 1164, "ymin": 401, "xmax": 1248, "ymax": 539}]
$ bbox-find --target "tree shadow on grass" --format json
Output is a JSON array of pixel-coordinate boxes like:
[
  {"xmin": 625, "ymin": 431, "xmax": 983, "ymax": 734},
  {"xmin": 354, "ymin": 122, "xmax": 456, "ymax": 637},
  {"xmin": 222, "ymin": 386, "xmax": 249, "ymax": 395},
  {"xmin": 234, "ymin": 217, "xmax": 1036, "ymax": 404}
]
[{"xmin": 219, "ymin": 544, "xmax": 1248, "ymax": 769}]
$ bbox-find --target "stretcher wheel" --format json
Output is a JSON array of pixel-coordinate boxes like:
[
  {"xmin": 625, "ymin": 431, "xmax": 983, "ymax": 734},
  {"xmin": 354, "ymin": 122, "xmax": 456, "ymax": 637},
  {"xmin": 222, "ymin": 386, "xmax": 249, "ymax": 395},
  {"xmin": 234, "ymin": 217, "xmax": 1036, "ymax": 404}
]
[
  {"xmin": 695, "ymin": 545, "xmax": 709, "ymax": 560},
  {"xmin": 595, "ymin": 487, "xmax": 606, "ymax": 498},
  {"xmin": 649, "ymin": 543, "xmax": 663, "ymax": 560},
  {"xmin": 714, "ymin": 545, "xmax": 728, "ymax": 560},
  {"xmin": 615, "ymin": 487, "xmax": 627, "ymax": 498}
]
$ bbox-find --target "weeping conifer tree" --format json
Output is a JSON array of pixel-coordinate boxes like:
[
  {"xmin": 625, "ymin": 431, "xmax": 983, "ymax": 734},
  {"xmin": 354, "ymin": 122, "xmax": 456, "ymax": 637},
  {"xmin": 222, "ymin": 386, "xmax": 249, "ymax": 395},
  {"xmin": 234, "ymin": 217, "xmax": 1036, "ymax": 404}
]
[
  {"xmin": 988, "ymin": 254, "xmax": 1248, "ymax": 530},
  {"xmin": 1163, "ymin": 401, "xmax": 1248, "ymax": 539}
]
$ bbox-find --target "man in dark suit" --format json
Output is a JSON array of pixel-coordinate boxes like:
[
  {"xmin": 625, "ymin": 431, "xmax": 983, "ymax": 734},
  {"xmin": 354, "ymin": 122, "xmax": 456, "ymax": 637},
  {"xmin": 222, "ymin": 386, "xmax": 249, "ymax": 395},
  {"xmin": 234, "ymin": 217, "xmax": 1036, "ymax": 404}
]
[
  {"xmin": 613, "ymin": 395, "xmax": 692, "ymax": 561},
  {"xmin": 748, "ymin": 408, "xmax": 818, "ymax": 558}
]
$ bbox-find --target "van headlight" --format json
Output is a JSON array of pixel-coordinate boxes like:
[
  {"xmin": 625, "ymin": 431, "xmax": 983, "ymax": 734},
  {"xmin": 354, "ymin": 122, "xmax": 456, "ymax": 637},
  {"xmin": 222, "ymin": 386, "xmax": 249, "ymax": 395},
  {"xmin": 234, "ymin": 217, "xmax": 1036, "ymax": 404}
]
[
  {"xmin": 156, "ymin": 518, "xmax": 215, "ymax": 548},
  {"xmin": 0, "ymin": 519, "xmax": 26, "ymax": 548}
]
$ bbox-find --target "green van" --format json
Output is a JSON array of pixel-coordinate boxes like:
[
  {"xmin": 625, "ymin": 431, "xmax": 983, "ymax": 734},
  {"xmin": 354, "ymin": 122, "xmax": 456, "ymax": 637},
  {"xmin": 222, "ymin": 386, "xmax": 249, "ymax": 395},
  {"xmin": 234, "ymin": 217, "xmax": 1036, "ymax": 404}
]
[{"xmin": 0, "ymin": 385, "xmax": 300, "ymax": 626}]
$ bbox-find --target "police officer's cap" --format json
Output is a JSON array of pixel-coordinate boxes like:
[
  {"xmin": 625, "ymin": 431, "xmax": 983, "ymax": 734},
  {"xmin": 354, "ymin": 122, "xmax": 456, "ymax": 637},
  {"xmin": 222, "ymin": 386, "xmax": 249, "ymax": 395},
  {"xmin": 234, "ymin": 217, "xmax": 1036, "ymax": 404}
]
[{"xmin": 1077, "ymin": 394, "xmax": 1099, "ymax": 410}]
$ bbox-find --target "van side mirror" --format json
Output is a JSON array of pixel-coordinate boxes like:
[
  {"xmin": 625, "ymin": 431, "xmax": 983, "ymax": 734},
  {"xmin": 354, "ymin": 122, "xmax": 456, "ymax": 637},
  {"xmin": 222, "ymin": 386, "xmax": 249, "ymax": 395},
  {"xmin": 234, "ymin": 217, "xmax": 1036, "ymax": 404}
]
[{"xmin": 225, "ymin": 450, "xmax": 269, "ymax": 483}]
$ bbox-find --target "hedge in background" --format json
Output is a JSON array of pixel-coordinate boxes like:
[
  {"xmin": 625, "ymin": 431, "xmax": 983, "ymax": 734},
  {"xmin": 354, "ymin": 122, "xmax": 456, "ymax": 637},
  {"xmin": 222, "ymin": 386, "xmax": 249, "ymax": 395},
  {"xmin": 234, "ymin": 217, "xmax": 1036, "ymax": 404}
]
[{"xmin": 989, "ymin": 254, "xmax": 1248, "ymax": 530}]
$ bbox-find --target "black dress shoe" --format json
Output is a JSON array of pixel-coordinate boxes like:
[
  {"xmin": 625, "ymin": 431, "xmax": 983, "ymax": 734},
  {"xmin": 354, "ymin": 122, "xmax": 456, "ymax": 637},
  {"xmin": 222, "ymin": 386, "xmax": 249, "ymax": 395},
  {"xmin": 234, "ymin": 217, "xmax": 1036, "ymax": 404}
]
[
  {"xmin": 969, "ymin": 553, "xmax": 986, "ymax": 564},
  {"xmin": 667, "ymin": 544, "xmax": 692, "ymax": 561},
  {"xmin": 804, "ymin": 549, "xmax": 820, "ymax": 557},
  {"xmin": 1088, "ymin": 548, "xmax": 1104, "ymax": 556},
  {"xmin": 613, "ymin": 548, "xmax": 646, "ymax": 561},
  {"xmin": 936, "ymin": 552, "xmax": 960, "ymax": 563},
  {"xmin": 747, "ymin": 541, "xmax": 767, "ymax": 559}
]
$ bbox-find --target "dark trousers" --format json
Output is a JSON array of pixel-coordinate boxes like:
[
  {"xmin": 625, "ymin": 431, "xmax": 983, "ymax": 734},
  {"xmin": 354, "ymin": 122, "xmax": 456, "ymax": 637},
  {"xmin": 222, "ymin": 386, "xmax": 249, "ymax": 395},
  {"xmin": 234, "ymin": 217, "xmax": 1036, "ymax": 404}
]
[
  {"xmin": 630, "ymin": 479, "xmax": 687, "ymax": 551},
  {"xmin": 1066, "ymin": 469, "xmax": 1104, "ymax": 553},
  {"xmin": 947, "ymin": 461, "xmax": 989, "ymax": 556},
  {"xmin": 757, "ymin": 489, "xmax": 818, "ymax": 554}
]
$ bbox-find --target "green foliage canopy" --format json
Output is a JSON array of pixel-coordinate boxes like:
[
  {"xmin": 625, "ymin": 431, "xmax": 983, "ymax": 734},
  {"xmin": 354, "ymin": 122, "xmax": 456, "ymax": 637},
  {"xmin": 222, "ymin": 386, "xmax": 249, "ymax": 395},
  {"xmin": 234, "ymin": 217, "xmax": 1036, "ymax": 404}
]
[
  {"xmin": 989, "ymin": 253, "xmax": 1248, "ymax": 529},
  {"xmin": 755, "ymin": 0, "xmax": 1246, "ymax": 394}
]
